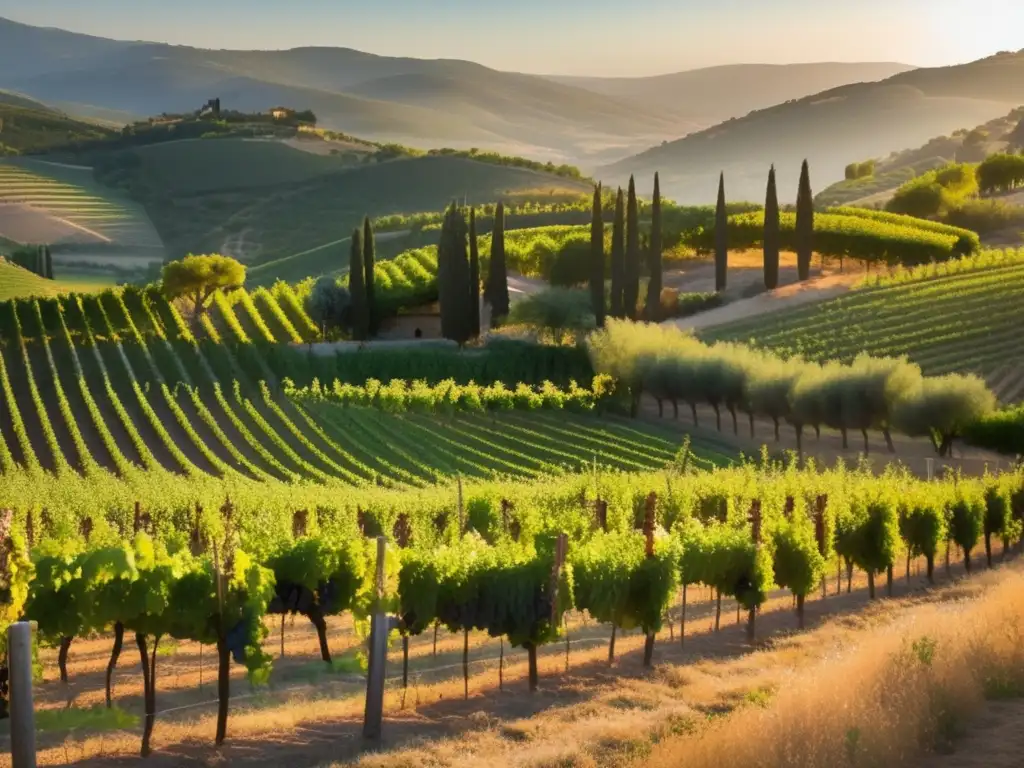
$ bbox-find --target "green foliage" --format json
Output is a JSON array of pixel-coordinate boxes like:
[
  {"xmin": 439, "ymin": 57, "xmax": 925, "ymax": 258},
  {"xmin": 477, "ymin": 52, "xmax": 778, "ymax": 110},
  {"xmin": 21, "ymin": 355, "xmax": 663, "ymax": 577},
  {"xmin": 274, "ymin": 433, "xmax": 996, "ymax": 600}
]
[
  {"xmin": 572, "ymin": 531, "xmax": 677, "ymax": 633},
  {"xmin": 886, "ymin": 163, "xmax": 978, "ymax": 219},
  {"xmin": 771, "ymin": 517, "xmax": 826, "ymax": 598},
  {"xmin": 507, "ymin": 288, "xmax": 596, "ymax": 334},
  {"xmin": 845, "ymin": 160, "xmax": 876, "ymax": 181},
  {"xmin": 610, "ymin": 188, "xmax": 625, "ymax": 319},
  {"xmin": 964, "ymin": 404, "xmax": 1024, "ymax": 456},
  {"xmin": 763, "ymin": 166, "xmax": 780, "ymax": 291},
  {"xmin": 589, "ymin": 186, "xmax": 606, "ymax": 328},
  {"xmin": 949, "ymin": 489, "xmax": 984, "ymax": 565},
  {"xmin": 899, "ymin": 491, "xmax": 947, "ymax": 561},
  {"xmin": 484, "ymin": 201, "xmax": 510, "ymax": 322},
  {"xmin": 284, "ymin": 375, "xmax": 611, "ymax": 415},
  {"xmin": 349, "ymin": 228, "xmax": 368, "ymax": 341},
  {"xmin": 624, "ymin": 176, "xmax": 641, "ymax": 320},
  {"xmin": 796, "ymin": 160, "xmax": 814, "ymax": 282},
  {"xmin": 306, "ymin": 277, "xmax": 350, "ymax": 339},
  {"xmin": 161, "ymin": 255, "xmax": 246, "ymax": 315},
  {"xmin": 838, "ymin": 497, "xmax": 900, "ymax": 581},
  {"xmin": 976, "ymin": 153, "xmax": 1024, "ymax": 194},
  {"xmin": 714, "ymin": 173, "xmax": 728, "ymax": 292}
]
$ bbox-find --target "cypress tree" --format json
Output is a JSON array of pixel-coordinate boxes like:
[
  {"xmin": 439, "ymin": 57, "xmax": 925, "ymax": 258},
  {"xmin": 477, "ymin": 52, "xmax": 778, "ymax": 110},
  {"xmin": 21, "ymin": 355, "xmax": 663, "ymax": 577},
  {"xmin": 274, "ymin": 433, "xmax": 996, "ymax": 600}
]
[
  {"xmin": 439, "ymin": 203, "xmax": 471, "ymax": 344},
  {"xmin": 764, "ymin": 165, "xmax": 780, "ymax": 290},
  {"xmin": 469, "ymin": 208, "xmax": 481, "ymax": 338},
  {"xmin": 714, "ymin": 172, "xmax": 728, "ymax": 292},
  {"xmin": 644, "ymin": 173, "xmax": 663, "ymax": 321},
  {"xmin": 438, "ymin": 205, "xmax": 452, "ymax": 339},
  {"xmin": 589, "ymin": 184, "xmax": 606, "ymax": 328},
  {"xmin": 624, "ymin": 175, "xmax": 640, "ymax": 320},
  {"xmin": 610, "ymin": 188, "xmax": 625, "ymax": 318},
  {"xmin": 45, "ymin": 246, "xmax": 53, "ymax": 279},
  {"xmin": 349, "ymin": 227, "xmax": 368, "ymax": 340},
  {"xmin": 796, "ymin": 159, "xmax": 814, "ymax": 282},
  {"xmin": 484, "ymin": 201, "xmax": 510, "ymax": 324},
  {"xmin": 452, "ymin": 207, "xmax": 471, "ymax": 344},
  {"xmin": 362, "ymin": 216, "xmax": 376, "ymax": 335}
]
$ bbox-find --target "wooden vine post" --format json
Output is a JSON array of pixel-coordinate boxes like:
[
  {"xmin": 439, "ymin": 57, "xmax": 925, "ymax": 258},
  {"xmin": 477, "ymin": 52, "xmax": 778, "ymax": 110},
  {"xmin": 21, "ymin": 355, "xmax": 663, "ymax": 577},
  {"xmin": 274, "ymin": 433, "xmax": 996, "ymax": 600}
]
[
  {"xmin": 363, "ymin": 535, "xmax": 396, "ymax": 743},
  {"xmin": 531, "ymin": 532, "xmax": 567, "ymax": 693},
  {"xmin": 393, "ymin": 514, "xmax": 412, "ymax": 701},
  {"xmin": 814, "ymin": 495, "xmax": 828, "ymax": 602},
  {"xmin": 747, "ymin": 500, "xmax": 762, "ymax": 646},
  {"xmin": 642, "ymin": 492, "xmax": 657, "ymax": 668},
  {"xmin": 214, "ymin": 497, "xmax": 234, "ymax": 747}
]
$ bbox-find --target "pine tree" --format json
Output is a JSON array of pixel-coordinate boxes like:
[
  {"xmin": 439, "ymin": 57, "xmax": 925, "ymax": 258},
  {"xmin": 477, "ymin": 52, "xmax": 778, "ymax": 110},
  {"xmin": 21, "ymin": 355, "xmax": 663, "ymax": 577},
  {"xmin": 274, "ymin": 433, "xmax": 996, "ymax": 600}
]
[
  {"xmin": 610, "ymin": 188, "xmax": 625, "ymax": 318},
  {"xmin": 624, "ymin": 175, "xmax": 640, "ymax": 320},
  {"xmin": 349, "ymin": 228, "xmax": 368, "ymax": 340},
  {"xmin": 644, "ymin": 173, "xmax": 663, "ymax": 320},
  {"xmin": 469, "ymin": 208, "xmax": 481, "ymax": 338},
  {"xmin": 484, "ymin": 201, "xmax": 510, "ymax": 324},
  {"xmin": 796, "ymin": 159, "xmax": 814, "ymax": 282},
  {"xmin": 714, "ymin": 172, "xmax": 728, "ymax": 292},
  {"xmin": 589, "ymin": 184, "xmax": 606, "ymax": 328},
  {"xmin": 362, "ymin": 216, "xmax": 376, "ymax": 335},
  {"xmin": 763, "ymin": 165, "xmax": 780, "ymax": 290}
]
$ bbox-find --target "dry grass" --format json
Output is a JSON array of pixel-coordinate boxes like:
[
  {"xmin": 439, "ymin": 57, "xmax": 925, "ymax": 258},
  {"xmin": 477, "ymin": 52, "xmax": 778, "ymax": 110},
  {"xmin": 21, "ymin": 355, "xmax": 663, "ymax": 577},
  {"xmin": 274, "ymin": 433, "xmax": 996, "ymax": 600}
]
[{"xmin": 641, "ymin": 568, "xmax": 1024, "ymax": 768}]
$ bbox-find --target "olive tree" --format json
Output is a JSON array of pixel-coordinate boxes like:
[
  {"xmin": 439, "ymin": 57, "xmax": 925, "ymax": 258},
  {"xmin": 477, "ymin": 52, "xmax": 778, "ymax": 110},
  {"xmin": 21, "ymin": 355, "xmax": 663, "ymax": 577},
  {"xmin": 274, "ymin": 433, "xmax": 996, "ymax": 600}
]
[
  {"xmin": 894, "ymin": 375, "xmax": 996, "ymax": 457},
  {"xmin": 161, "ymin": 254, "xmax": 246, "ymax": 319}
]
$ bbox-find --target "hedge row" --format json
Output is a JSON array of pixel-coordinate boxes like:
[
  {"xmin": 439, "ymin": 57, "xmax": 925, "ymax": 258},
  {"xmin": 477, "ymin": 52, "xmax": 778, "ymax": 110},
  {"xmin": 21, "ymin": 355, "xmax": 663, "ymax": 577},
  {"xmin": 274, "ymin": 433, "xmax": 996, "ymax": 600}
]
[{"xmin": 589, "ymin": 320, "xmax": 996, "ymax": 457}]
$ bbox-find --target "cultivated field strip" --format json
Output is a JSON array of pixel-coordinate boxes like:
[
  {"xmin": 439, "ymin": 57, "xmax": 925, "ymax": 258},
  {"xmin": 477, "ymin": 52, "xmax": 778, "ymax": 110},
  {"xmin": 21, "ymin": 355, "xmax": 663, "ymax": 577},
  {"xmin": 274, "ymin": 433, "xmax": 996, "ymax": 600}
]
[
  {"xmin": 0, "ymin": 160, "xmax": 163, "ymax": 248},
  {"xmin": 703, "ymin": 261, "xmax": 1024, "ymax": 381},
  {"xmin": 0, "ymin": 286, "xmax": 727, "ymax": 483}
]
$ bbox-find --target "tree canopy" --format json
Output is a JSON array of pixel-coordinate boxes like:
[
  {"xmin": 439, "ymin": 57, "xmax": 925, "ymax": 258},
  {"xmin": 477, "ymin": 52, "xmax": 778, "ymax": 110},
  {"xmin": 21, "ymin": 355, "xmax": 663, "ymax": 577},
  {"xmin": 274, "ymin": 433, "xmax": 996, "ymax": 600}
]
[{"xmin": 161, "ymin": 254, "xmax": 245, "ymax": 316}]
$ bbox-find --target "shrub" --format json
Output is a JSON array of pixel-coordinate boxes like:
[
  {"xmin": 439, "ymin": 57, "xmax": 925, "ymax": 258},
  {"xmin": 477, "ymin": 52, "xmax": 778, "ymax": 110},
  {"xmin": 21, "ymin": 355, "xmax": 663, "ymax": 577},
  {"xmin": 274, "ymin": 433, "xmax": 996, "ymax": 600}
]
[
  {"xmin": 977, "ymin": 153, "xmax": 1024, "ymax": 194},
  {"xmin": 547, "ymin": 238, "xmax": 593, "ymax": 287},
  {"xmin": 964, "ymin": 405, "xmax": 1024, "ymax": 456},
  {"xmin": 945, "ymin": 199, "xmax": 1024, "ymax": 235},
  {"xmin": 507, "ymin": 288, "xmax": 596, "ymax": 333}
]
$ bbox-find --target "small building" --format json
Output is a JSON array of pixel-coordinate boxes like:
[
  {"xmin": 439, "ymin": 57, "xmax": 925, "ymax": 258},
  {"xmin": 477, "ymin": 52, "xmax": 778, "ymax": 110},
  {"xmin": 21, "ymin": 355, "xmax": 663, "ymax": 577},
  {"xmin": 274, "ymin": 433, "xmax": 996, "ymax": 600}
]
[
  {"xmin": 376, "ymin": 303, "xmax": 442, "ymax": 340},
  {"xmin": 270, "ymin": 107, "xmax": 294, "ymax": 120}
]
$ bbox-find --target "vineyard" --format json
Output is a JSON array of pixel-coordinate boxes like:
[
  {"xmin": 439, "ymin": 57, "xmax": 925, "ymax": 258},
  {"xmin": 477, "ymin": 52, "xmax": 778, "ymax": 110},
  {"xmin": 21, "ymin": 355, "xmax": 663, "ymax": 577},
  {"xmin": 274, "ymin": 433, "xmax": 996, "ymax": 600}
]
[
  {"xmin": 0, "ymin": 159, "xmax": 163, "ymax": 254},
  {"xmin": 701, "ymin": 248, "xmax": 1024, "ymax": 401},
  {"xmin": 716, "ymin": 207, "xmax": 980, "ymax": 266},
  {"xmin": 0, "ymin": 286, "xmax": 732, "ymax": 486},
  {"xmin": 3, "ymin": 449, "xmax": 1023, "ymax": 760}
]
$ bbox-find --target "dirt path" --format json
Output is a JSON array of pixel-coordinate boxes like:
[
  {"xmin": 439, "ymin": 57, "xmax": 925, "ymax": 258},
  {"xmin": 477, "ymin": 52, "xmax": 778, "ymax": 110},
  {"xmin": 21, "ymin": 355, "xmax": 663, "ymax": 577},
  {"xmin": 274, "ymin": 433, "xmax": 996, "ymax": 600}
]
[
  {"xmin": 638, "ymin": 396, "xmax": 1009, "ymax": 477},
  {"xmin": 917, "ymin": 699, "xmax": 1024, "ymax": 768},
  {"xmin": 661, "ymin": 252, "xmax": 861, "ymax": 332}
]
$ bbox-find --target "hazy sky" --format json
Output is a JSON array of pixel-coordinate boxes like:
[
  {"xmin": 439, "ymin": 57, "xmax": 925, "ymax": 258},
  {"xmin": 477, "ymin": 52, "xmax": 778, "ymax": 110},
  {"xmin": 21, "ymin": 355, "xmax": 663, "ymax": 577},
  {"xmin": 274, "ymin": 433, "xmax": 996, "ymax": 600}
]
[{"xmin": 3, "ymin": 0, "xmax": 1022, "ymax": 76}]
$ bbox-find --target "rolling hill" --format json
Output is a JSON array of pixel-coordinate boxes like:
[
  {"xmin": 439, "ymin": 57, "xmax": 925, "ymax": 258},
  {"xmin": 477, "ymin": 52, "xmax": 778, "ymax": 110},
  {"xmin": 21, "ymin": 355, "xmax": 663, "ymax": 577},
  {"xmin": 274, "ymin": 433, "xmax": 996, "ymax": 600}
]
[
  {"xmin": 0, "ymin": 157, "xmax": 166, "ymax": 273},
  {"xmin": 87, "ymin": 138, "xmax": 592, "ymax": 278},
  {"xmin": 549, "ymin": 62, "xmax": 914, "ymax": 123},
  {"xmin": 0, "ymin": 16, "xmax": 913, "ymax": 167},
  {"xmin": 814, "ymin": 107, "xmax": 1024, "ymax": 207},
  {"xmin": 601, "ymin": 51, "xmax": 1024, "ymax": 204},
  {"xmin": 0, "ymin": 99, "xmax": 115, "ymax": 154}
]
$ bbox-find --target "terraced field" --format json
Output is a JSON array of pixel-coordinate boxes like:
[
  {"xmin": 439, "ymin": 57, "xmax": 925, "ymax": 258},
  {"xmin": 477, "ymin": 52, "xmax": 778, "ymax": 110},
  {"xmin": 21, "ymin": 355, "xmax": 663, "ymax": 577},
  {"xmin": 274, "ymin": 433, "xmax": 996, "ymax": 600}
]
[
  {"xmin": 0, "ymin": 286, "xmax": 731, "ymax": 484},
  {"xmin": 0, "ymin": 158, "xmax": 164, "ymax": 264},
  {"xmin": 701, "ymin": 251, "xmax": 1024, "ymax": 402}
]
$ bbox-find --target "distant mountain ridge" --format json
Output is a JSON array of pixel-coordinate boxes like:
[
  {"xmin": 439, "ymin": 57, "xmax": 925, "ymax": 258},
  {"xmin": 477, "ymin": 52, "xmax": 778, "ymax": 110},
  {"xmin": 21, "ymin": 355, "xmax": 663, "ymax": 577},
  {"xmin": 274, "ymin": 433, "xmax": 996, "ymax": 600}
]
[
  {"xmin": 0, "ymin": 16, "xmax": 909, "ymax": 166},
  {"xmin": 601, "ymin": 51, "xmax": 1024, "ymax": 204}
]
